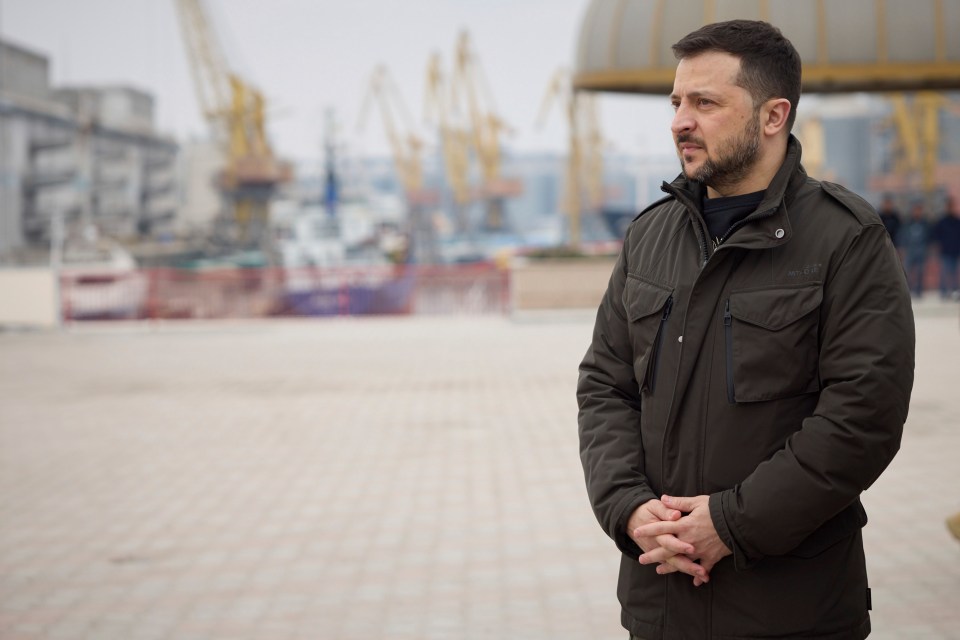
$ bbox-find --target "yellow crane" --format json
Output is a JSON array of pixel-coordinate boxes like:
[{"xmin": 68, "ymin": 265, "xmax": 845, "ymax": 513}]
[
  {"xmin": 449, "ymin": 30, "xmax": 521, "ymax": 230},
  {"xmin": 357, "ymin": 65, "xmax": 429, "ymax": 203},
  {"xmin": 173, "ymin": 0, "xmax": 291, "ymax": 245},
  {"xmin": 885, "ymin": 92, "xmax": 957, "ymax": 195},
  {"xmin": 424, "ymin": 52, "xmax": 473, "ymax": 233},
  {"xmin": 424, "ymin": 53, "xmax": 471, "ymax": 207},
  {"xmin": 357, "ymin": 65, "xmax": 441, "ymax": 263},
  {"xmin": 538, "ymin": 68, "xmax": 606, "ymax": 247}
]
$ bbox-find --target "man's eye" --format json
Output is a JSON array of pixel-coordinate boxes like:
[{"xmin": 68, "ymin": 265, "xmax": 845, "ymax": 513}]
[{"xmin": 698, "ymin": 99, "xmax": 713, "ymax": 107}]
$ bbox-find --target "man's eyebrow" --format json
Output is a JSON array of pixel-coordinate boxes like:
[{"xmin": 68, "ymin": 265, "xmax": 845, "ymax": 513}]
[
  {"xmin": 670, "ymin": 90, "xmax": 704, "ymax": 100},
  {"xmin": 670, "ymin": 90, "xmax": 721, "ymax": 102}
]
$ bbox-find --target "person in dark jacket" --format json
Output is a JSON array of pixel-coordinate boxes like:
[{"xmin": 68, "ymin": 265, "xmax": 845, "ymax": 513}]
[
  {"xmin": 899, "ymin": 201, "xmax": 931, "ymax": 297},
  {"xmin": 577, "ymin": 20, "xmax": 914, "ymax": 640},
  {"xmin": 877, "ymin": 195, "xmax": 902, "ymax": 248},
  {"xmin": 933, "ymin": 195, "xmax": 960, "ymax": 299}
]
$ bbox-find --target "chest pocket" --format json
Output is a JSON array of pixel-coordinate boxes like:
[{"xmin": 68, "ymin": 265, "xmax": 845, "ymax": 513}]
[
  {"xmin": 724, "ymin": 283, "xmax": 822, "ymax": 403},
  {"xmin": 623, "ymin": 276, "xmax": 674, "ymax": 393}
]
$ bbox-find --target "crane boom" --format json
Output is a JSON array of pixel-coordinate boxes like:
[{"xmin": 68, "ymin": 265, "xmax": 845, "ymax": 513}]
[
  {"xmin": 425, "ymin": 53, "xmax": 471, "ymax": 208},
  {"xmin": 357, "ymin": 65, "xmax": 424, "ymax": 197},
  {"xmin": 172, "ymin": 0, "xmax": 291, "ymax": 246},
  {"xmin": 174, "ymin": 0, "xmax": 231, "ymax": 136},
  {"xmin": 448, "ymin": 30, "xmax": 521, "ymax": 230},
  {"xmin": 357, "ymin": 65, "xmax": 441, "ymax": 263},
  {"xmin": 451, "ymin": 31, "xmax": 507, "ymax": 188},
  {"xmin": 538, "ymin": 68, "xmax": 606, "ymax": 247}
]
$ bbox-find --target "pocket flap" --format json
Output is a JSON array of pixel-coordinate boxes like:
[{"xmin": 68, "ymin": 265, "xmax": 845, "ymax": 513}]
[
  {"xmin": 623, "ymin": 276, "xmax": 673, "ymax": 323},
  {"xmin": 729, "ymin": 284, "xmax": 822, "ymax": 331}
]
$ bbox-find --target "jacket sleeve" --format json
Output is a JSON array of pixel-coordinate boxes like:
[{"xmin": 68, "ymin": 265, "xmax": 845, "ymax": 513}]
[
  {"xmin": 577, "ymin": 237, "xmax": 658, "ymax": 558},
  {"xmin": 710, "ymin": 223, "xmax": 915, "ymax": 569}
]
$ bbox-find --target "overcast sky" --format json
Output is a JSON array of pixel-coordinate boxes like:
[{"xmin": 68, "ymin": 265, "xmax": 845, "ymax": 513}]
[{"xmin": 0, "ymin": 0, "xmax": 677, "ymax": 163}]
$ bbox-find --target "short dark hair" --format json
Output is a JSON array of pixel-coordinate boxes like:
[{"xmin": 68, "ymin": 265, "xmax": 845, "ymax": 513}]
[{"xmin": 672, "ymin": 20, "xmax": 802, "ymax": 131}]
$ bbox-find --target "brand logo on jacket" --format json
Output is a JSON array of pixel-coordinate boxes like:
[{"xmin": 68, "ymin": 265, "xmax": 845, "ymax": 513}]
[{"xmin": 787, "ymin": 264, "xmax": 822, "ymax": 278}]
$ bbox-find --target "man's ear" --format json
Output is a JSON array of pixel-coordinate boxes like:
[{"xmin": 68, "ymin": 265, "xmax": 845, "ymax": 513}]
[{"xmin": 762, "ymin": 98, "xmax": 792, "ymax": 136}]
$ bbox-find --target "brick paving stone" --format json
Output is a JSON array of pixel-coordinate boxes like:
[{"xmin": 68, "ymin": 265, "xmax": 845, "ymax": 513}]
[{"xmin": 0, "ymin": 303, "xmax": 957, "ymax": 639}]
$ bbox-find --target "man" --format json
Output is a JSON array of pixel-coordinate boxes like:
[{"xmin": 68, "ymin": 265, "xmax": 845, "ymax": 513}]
[
  {"xmin": 933, "ymin": 195, "xmax": 960, "ymax": 300},
  {"xmin": 877, "ymin": 194, "xmax": 902, "ymax": 248},
  {"xmin": 577, "ymin": 20, "xmax": 914, "ymax": 640}
]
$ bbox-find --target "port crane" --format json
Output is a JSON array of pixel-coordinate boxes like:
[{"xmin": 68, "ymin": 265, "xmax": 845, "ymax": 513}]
[
  {"xmin": 447, "ymin": 31, "xmax": 522, "ymax": 231},
  {"xmin": 173, "ymin": 0, "xmax": 291, "ymax": 246},
  {"xmin": 424, "ymin": 52, "xmax": 470, "ymax": 205},
  {"xmin": 422, "ymin": 32, "xmax": 522, "ymax": 234},
  {"xmin": 424, "ymin": 52, "xmax": 472, "ymax": 231},
  {"xmin": 357, "ymin": 65, "xmax": 439, "ymax": 263},
  {"xmin": 538, "ymin": 68, "xmax": 606, "ymax": 247},
  {"xmin": 357, "ymin": 66, "xmax": 427, "ymax": 202},
  {"xmin": 885, "ymin": 92, "xmax": 960, "ymax": 195}
]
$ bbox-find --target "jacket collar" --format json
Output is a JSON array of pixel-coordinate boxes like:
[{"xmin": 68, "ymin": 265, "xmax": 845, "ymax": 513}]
[{"xmin": 662, "ymin": 135, "xmax": 808, "ymax": 251}]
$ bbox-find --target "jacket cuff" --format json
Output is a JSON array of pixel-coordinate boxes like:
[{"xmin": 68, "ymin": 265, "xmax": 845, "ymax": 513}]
[
  {"xmin": 613, "ymin": 490, "xmax": 658, "ymax": 559},
  {"xmin": 710, "ymin": 491, "xmax": 760, "ymax": 571}
]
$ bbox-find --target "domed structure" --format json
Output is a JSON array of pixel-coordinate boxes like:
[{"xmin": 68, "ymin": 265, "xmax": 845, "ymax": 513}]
[{"xmin": 573, "ymin": 0, "xmax": 960, "ymax": 94}]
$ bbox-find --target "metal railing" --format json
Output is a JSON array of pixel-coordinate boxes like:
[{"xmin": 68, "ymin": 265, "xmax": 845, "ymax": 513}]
[{"xmin": 59, "ymin": 262, "xmax": 511, "ymax": 321}]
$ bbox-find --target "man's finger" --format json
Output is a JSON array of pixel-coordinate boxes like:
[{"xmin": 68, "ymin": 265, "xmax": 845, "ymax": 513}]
[
  {"xmin": 693, "ymin": 557, "xmax": 718, "ymax": 587},
  {"xmin": 661, "ymin": 494, "xmax": 700, "ymax": 512},
  {"xmin": 655, "ymin": 533, "xmax": 694, "ymax": 555},
  {"xmin": 633, "ymin": 520, "xmax": 683, "ymax": 539},
  {"xmin": 638, "ymin": 546, "xmax": 677, "ymax": 565},
  {"xmin": 660, "ymin": 554, "xmax": 708, "ymax": 581},
  {"xmin": 646, "ymin": 499, "xmax": 682, "ymax": 522}
]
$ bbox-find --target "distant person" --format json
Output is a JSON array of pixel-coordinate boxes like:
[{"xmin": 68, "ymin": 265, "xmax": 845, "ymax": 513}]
[
  {"xmin": 577, "ymin": 19, "xmax": 914, "ymax": 640},
  {"xmin": 899, "ymin": 201, "xmax": 931, "ymax": 297},
  {"xmin": 878, "ymin": 194, "xmax": 902, "ymax": 248},
  {"xmin": 933, "ymin": 195, "xmax": 960, "ymax": 300}
]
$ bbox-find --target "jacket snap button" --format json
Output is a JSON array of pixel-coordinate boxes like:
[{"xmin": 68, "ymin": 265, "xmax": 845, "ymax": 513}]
[
  {"xmin": 775, "ymin": 228, "xmax": 785, "ymax": 239},
  {"xmin": 678, "ymin": 335, "xmax": 683, "ymax": 343}
]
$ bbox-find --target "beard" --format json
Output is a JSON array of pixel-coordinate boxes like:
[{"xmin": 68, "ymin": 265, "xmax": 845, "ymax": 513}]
[{"xmin": 678, "ymin": 110, "xmax": 762, "ymax": 191}]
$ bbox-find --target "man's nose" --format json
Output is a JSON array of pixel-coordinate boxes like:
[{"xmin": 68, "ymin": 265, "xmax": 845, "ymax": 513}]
[{"xmin": 671, "ymin": 104, "xmax": 694, "ymax": 136}]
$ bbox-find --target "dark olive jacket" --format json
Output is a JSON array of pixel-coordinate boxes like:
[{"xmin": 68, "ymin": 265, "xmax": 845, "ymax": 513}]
[{"xmin": 577, "ymin": 137, "xmax": 914, "ymax": 639}]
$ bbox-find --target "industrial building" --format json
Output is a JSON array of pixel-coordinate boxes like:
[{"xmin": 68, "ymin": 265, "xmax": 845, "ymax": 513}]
[{"xmin": 0, "ymin": 38, "xmax": 178, "ymax": 261}]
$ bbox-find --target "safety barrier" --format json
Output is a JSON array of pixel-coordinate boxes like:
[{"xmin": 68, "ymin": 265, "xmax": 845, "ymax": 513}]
[{"xmin": 59, "ymin": 263, "xmax": 511, "ymax": 321}]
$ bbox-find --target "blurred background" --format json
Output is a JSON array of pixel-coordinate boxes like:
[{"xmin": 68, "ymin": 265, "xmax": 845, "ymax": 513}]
[{"xmin": 1, "ymin": 0, "xmax": 957, "ymax": 325}]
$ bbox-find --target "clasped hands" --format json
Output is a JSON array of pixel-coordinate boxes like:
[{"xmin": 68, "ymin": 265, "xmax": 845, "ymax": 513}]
[{"xmin": 627, "ymin": 494, "xmax": 732, "ymax": 587}]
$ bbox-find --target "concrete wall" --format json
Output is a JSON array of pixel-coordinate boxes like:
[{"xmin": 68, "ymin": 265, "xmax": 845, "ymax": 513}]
[
  {"xmin": 0, "ymin": 268, "xmax": 58, "ymax": 327},
  {"xmin": 510, "ymin": 257, "xmax": 615, "ymax": 311}
]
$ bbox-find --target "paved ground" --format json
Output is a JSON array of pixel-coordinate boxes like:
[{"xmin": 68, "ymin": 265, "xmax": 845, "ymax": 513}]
[{"xmin": 0, "ymin": 300, "xmax": 958, "ymax": 639}]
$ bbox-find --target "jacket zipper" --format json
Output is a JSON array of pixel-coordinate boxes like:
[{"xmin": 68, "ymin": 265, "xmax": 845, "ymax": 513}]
[
  {"xmin": 661, "ymin": 183, "xmax": 710, "ymax": 265},
  {"xmin": 724, "ymin": 299, "xmax": 735, "ymax": 404},
  {"xmin": 647, "ymin": 296, "xmax": 673, "ymax": 393}
]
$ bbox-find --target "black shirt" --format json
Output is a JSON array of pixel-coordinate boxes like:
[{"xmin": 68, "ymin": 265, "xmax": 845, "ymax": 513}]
[{"xmin": 702, "ymin": 190, "xmax": 766, "ymax": 249}]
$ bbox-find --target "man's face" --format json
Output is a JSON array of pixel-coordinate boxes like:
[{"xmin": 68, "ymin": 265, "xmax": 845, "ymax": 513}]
[{"xmin": 670, "ymin": 51, "xmax": 762, "ymax": 194}]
